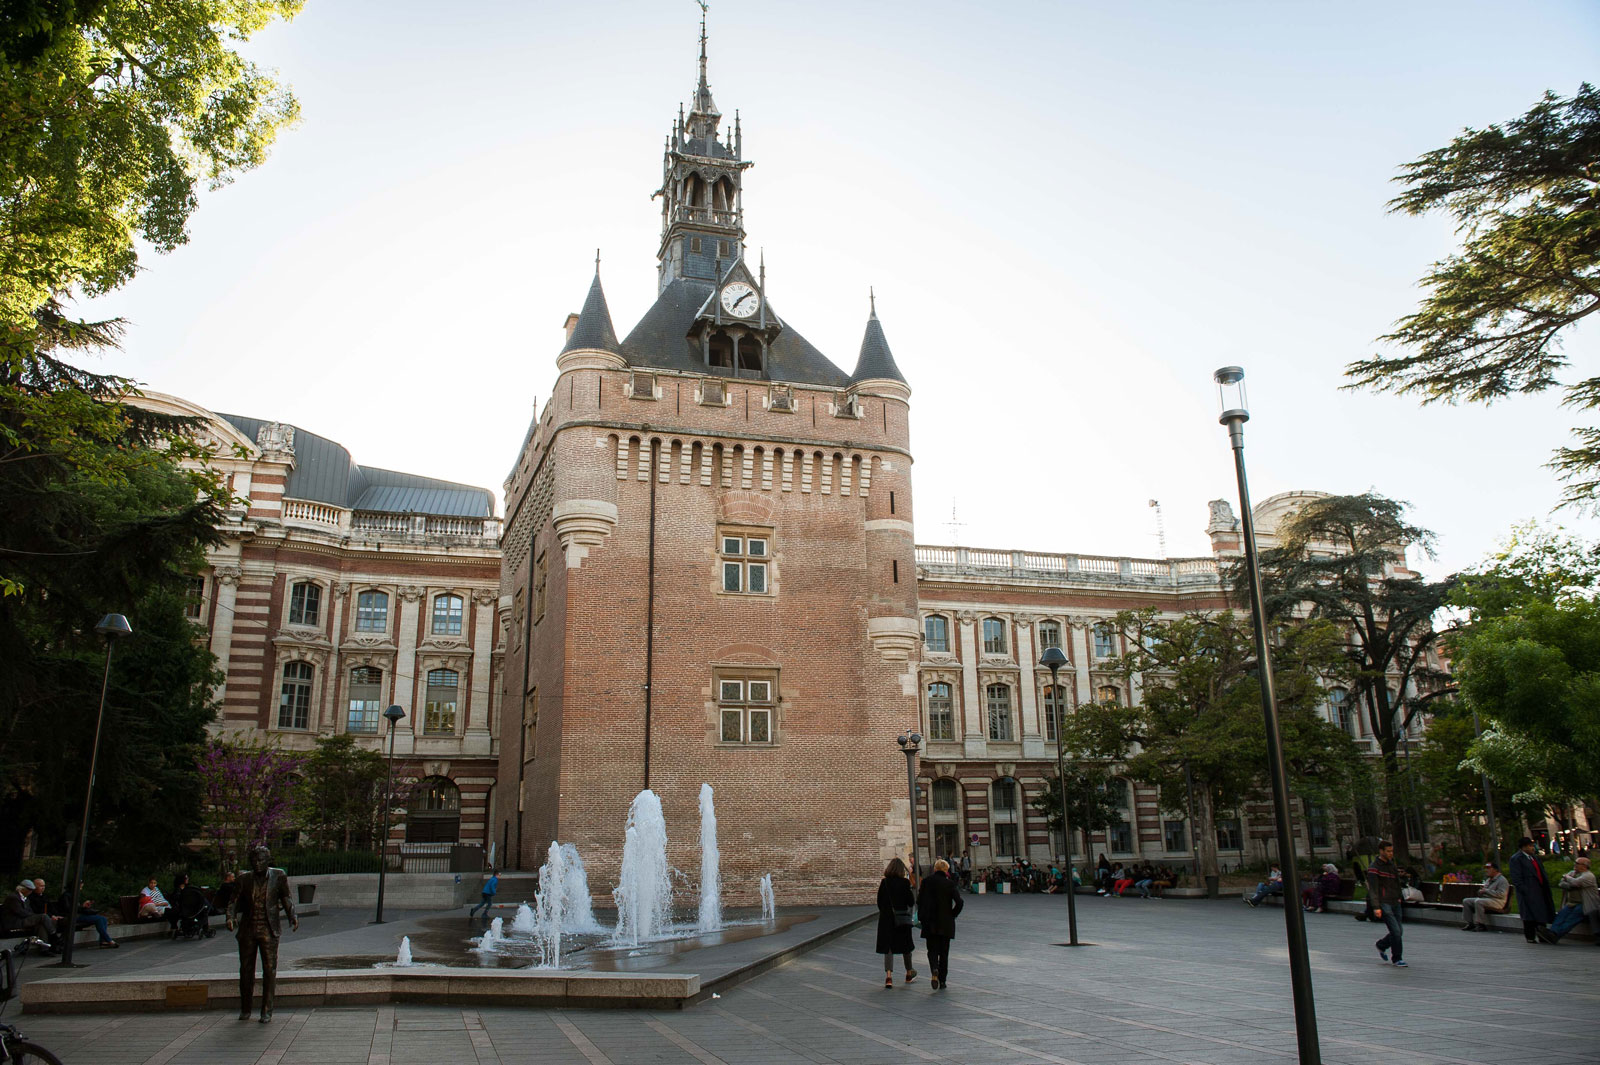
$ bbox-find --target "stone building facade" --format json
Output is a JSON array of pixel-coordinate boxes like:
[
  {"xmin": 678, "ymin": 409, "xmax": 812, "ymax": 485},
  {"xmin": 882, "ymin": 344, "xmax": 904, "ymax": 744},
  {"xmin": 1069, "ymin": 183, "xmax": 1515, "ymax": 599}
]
[{"xmin": 135, "ymin": 391, "xmax": 504, "ymax": 851}]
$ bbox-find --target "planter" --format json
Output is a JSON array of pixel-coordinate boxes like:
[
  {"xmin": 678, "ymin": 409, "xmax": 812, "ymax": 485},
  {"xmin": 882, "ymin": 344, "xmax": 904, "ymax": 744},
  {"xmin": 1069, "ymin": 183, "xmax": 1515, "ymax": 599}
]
[{"xmin": 297, "ymin": 883, "xmax": 316, "ymax": 904}]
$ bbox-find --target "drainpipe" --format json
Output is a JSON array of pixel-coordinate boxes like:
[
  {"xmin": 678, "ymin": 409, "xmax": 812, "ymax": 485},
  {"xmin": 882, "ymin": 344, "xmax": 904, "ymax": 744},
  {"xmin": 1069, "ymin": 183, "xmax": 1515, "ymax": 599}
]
[{"xmin": 644, "ymin": 439, "xmax": 659, "ymax": 790}]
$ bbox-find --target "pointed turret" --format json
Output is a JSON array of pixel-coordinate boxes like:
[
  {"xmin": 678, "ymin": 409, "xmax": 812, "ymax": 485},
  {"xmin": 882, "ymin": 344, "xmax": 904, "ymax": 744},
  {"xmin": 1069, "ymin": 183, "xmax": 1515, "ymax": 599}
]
[
  {"xmin": 686, "ymin": 12, "xmax": 720, "ymax": 139},
  {"xmin": 850, "ymin": 293, "xmax": 907, "ymax": 385},
  {"xmin": 562, "ymin": 265, "xmax": 620, "ymax": 355}
]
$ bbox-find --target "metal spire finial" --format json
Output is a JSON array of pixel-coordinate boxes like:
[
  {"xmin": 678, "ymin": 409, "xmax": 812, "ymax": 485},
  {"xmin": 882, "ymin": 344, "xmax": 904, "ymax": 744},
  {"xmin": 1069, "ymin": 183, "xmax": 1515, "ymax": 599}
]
[
  {"xmin": 595, "ymin": 248, "xmax": 602, "ymax": 273},
  {"xmin": 869, "ymin": 287, "xmax": 878, "ymax": 318}
]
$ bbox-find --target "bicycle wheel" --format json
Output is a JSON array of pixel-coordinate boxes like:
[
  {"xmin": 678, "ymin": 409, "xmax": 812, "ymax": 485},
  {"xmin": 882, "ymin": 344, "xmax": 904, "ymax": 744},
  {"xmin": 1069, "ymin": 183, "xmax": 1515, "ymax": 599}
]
[{"xmin": 7, "ymin": 1039, "xmax": 64, "ymax": 1065}]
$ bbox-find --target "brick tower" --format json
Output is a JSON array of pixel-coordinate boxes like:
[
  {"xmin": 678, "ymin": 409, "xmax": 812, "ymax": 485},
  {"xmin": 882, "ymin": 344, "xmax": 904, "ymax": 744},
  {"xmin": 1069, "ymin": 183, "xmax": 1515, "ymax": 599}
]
[{"xmin": 497, "ymin": 22, "xmax": 920, "ymax": 902}]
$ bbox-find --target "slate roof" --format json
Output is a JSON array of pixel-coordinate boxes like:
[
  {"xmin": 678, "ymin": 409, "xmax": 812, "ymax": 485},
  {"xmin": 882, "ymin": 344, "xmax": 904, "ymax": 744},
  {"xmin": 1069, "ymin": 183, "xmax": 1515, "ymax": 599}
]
[
  {"xmin": 850, "ymin": 311, "xmax": 907, "ymax": 385},
  {"xmin": 619, "ymin": 278, "xmax": 851, "ymax": 388},
  {"xmin": 561, "ymin": 270, "xmax": 620, "ymax": 354},
  {"xmin": 218, "ymin": 413, "xmax": 494, "ymax": 518}
]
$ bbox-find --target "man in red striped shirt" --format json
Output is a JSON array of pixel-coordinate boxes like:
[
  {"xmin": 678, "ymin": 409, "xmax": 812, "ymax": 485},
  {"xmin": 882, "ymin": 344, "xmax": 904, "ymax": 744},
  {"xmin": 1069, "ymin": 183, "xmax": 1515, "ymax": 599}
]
[{"xmin": 1367, "ymin": 840, "xmax": 1407, "ymax": 967}]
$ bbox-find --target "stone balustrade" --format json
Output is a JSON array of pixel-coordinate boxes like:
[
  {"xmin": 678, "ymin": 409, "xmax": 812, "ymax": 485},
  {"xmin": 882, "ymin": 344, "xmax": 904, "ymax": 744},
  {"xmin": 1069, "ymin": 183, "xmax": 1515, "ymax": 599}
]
[{"xmin": 914, "ymin": 545, "xmax": 1222, "ymax": 587}]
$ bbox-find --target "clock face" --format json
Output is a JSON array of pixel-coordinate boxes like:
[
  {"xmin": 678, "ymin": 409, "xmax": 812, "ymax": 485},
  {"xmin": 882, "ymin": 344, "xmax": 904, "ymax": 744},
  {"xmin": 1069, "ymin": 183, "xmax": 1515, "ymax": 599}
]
[{"xmin": 720, "ymin": 282, "xmax": 759, "ymax": 318}]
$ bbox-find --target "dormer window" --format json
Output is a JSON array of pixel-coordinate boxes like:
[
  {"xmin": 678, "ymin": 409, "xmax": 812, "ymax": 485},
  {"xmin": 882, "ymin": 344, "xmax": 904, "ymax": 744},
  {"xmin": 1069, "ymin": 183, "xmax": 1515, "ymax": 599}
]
[{"xmin": 703, "ymin": 328, "xmax": 765, "ymax": 378}]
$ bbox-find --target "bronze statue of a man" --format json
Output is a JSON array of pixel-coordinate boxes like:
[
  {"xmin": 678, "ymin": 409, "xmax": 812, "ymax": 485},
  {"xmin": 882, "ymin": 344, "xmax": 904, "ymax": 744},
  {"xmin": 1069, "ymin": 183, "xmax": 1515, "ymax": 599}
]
[{"xmin": 226, "ymin": 844, "xmax": 298, "ymax": 1023}]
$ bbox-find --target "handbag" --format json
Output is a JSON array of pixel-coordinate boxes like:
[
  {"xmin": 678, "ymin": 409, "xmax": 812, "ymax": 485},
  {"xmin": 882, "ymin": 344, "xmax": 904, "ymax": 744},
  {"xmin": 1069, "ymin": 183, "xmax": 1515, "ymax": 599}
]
[{"xmin": 892, "ymin": 905, "xmax": 913, "ymax": 928}]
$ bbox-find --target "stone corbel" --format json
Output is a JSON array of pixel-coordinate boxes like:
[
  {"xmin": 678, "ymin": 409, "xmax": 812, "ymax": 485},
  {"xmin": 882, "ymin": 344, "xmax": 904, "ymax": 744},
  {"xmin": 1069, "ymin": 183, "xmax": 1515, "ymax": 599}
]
[
  {"xmin": 215, "ymin": 566, "xmax": 243, "ymax": 586},
  {"xmin": 471, "ymin": 589, "xmax": 498, "ymax": 607},
  {"xmin": 955, "ymin": 610, "xmax": 979, "ymax": 624},
  {"xmin": 398, "ymin": 586, "xmax": 424, "ymax": 603},
  {"xmin": 552, "ymin": 499, "xmax": 618, "ymax": 569},
  {"xmin": 866, "ymin": 616, "xmax": 920, "ymax": 662}
]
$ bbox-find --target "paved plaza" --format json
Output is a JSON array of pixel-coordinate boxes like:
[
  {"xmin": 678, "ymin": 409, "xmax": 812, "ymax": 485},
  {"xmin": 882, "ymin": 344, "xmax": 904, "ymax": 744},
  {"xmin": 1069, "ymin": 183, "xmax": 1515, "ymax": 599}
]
[{"xmin": 8, "ymin": 894, "xmax": 1595, "ymax": 1065}]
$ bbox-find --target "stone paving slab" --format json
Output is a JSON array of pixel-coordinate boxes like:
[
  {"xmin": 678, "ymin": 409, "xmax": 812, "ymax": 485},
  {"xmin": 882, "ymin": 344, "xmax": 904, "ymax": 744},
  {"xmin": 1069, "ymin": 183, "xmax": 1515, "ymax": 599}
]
[{"xmin": 5, "ymin": 895, "xmax": 1595, "ymax": 1064}]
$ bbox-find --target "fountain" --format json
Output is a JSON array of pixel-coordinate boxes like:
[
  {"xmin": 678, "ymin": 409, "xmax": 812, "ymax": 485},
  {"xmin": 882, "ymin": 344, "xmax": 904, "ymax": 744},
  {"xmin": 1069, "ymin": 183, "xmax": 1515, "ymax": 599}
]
[
  {"xmin": 473, "ymin": 916, "xmax": 505, "ymax": 953},
  {"xmin": 760, "ymin": 873, "xmax": 776, "ymax": 922},
  {"xmin": 511, "ymin": 902, "xmax": 536, "ymax": 934},
  {"xmin": 612, "ymin": 789, "xmax": 674, "ymax": 946},
  {"xmin": 696, "ymin": 783, "xmax": 722, "ymax": 932},
  {"xmin": 533, "ymin": 841, "xmax": 569, "ymax": 967},
  {"xmin": 395, "ymin": 936, "xmax": 413, "ymax": 967},
  {"xmin": 557, "ymin": 843, "xmax": 602, "ymax": 933}
]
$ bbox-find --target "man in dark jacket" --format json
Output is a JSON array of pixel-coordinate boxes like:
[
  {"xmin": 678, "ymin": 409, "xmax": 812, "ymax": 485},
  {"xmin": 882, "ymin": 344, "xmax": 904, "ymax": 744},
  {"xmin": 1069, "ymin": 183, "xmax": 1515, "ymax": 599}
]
[
  {"xmin": 916, "ymin": 858, "xmax": 964, "ymax": 991},
  {"xmin": 1366, "ymin": 840, "xmax": 1406, "ymax": 967},
  {"xmin": 1508, "ymin": 837, "xmax": 1556, "ymax": 943},
  {"xmin": 227, "ymin": 845, "xmax": 298, "ymax": 1023}
]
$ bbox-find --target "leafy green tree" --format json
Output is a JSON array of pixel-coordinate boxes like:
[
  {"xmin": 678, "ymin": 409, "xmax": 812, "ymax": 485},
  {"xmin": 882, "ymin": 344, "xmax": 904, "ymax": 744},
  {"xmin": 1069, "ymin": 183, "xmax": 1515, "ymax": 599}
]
[
  {"xmin": 0, "ymin": 0, "xmax": 303, "ymax": 333},
  {"xmin": 1449, "ymin": 528, "xmax": 1600, "ymax": 809},
  {"xmin": 1027, "ymin": 762, "xmax": 1124, "ymax": 866},
  {"xmin": 1255, "ymin": 493, "xmax": 1453, "ymax": 860},
  {"xmin": 1408, "ymin": 698, "xmax": 1544, "ymax": 860},
  {"xmin": 1345, "ymin": 84, "xmax": 1600, "ymax": 507},
  {"xmin": 296, "ymin": 734, "xmax": 392, "ymax": 851},
  {"xmin": 1058, "ymin": 609, "xmax": 1361, "ymax": 886}
]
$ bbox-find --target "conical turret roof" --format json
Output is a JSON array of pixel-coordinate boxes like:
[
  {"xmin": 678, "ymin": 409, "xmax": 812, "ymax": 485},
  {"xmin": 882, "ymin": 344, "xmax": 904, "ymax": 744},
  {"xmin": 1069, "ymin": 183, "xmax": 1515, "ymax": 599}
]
[
  {"xmin": 849, "ymin": 298, "xmax": 906, "ymax": 385},
  {"xmin": 561, "ymin": 268, "xmax": 620, "ymax": 354}
]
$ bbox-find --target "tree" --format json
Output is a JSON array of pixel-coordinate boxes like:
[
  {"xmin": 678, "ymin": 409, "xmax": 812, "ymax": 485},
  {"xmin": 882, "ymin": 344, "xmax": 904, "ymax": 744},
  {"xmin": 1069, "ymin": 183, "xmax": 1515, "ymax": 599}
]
[
  {"xmin": 1027, "ymin": 762, "xmax": 1124, "ymax": 866},
  {"xmin": 1255, "ymin": 493, "xmax": 1454, "ymax": 860},
  {"xmin": 1057, "ymin": 609, "xmax": 1361, "ymax": 887},
  {"xmin": 1408, "ymin": 698, "xmax": 1543, "ymax": 860},
  {"xmin": 296, "ymin": 734, "xmax": 392, "ymax": 851},
  {"xmin": 1345, "ymin": 84, "xmax": 1600, "ymax": 508},
  {"xmin": 197, "ymin": 736, "xmax": 300, "ymax": 871},
  {"xmin": 1449, "ymin": 528, "xmax": 1600, "ymax": 810},
  {"xmin": 0, "ymin": 0, "xmax": 303, "ymax": 333}
]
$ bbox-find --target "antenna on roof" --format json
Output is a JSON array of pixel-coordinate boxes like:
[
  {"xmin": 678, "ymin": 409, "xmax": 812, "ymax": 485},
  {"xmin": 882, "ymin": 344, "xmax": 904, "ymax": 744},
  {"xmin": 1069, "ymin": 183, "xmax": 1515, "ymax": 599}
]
[
  {"xmin": 946, "ymin": 500, "xmax": 966, "ymax": 546},
  {"xmin": 1149, "ymin": 499, "xmax": 1167, "ymax": 557}
]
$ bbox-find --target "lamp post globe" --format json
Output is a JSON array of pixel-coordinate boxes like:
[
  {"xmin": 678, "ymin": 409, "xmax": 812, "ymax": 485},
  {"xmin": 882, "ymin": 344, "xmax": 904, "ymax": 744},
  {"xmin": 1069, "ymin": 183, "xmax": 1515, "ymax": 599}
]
[
  {"xmin": 1213, "ymin": 364, "xmax": 1320, "ymax": 1064},
  {"xmin": 1037, "ymin": 644, "xmax": 1080, "ymax": 946},
  {"xmin": 373, "ymin": 704, "xmax": 407, "ymax": 924},
  {"xmin": 58, "ymin": 614, "xmax": 132, "ymax": 968}
]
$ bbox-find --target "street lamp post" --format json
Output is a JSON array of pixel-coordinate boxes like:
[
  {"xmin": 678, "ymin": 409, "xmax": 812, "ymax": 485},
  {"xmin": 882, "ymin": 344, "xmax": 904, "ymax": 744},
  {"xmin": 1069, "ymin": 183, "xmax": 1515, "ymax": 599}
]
[
  {"xmin": 896, "ymin": 731, "xmax": 923, "ymax": 877},
  {"xmin": 1214, "ymin": 366, "xmax": 1321, "ymax": 1065},
  {"xmin": 1039, "ymin": 646, "xmax": 1080, "ymax": 946},
  {"xmin": 373, "ymin": 703, "xmax": 407, "ymax": 924},
  {"xmin": 56, "ymin": 613, "xmax": 132, "ymax": 968}
]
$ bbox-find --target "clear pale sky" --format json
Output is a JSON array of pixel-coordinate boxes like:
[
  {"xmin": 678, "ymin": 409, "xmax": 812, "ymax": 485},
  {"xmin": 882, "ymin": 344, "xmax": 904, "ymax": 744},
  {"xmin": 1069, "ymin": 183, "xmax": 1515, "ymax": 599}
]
[{"xmin": 82, "ymin": 1, "xmax": 1599, "ymax": 576}]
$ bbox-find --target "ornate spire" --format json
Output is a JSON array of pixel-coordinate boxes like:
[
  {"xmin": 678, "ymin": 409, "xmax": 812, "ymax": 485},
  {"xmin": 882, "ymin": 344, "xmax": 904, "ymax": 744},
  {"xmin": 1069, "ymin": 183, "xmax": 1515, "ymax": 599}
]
[{"xmin": 687, "ymin": 2, "xmax": 720, "ymax": 139}]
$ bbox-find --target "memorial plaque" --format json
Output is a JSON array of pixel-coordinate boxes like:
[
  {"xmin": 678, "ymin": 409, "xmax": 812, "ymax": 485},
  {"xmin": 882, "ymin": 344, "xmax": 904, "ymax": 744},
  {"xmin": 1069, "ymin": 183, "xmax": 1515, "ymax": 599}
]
[{"xmin": 165, "ymin": 984, "xmax": 209, "ymax": 1008}]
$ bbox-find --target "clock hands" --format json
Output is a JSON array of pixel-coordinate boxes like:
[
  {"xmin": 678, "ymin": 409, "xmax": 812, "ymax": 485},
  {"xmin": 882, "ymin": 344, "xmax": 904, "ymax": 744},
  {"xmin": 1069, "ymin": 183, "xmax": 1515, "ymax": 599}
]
[{"xmin": 733, "ymin": 291, "xmax": 754, "ymax": 310}]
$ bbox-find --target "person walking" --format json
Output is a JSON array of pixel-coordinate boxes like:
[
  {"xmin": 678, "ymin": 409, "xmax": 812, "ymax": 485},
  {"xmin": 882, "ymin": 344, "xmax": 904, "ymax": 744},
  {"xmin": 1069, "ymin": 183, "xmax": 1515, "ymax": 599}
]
[
  {"xmin": 917, "ymin": 858, "xmax": 964, "ymax": 991},
  {"xmin": 1508, "ymin": 837, "xmax": 1556, "ymax": 944},
  {"xmin": 1545, "ymin": 855, "xmax": 1598, "ymax": 944},
  {"xmin": 470, "ymin": 869, "xmax": 499, "ymax": 919},
  {"xmin": 1367, "ymin": 840, "xmax": 1407, "ymax": 967},
  {"xmin": 876, "ymin": 857, "xmax": 917, "ymax": 988}
]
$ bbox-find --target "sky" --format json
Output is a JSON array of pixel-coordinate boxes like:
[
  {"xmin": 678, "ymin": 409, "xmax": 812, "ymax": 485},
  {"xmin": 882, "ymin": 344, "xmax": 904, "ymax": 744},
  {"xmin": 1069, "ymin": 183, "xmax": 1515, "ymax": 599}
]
[{"xmin": 83, "ymin": 0, "xmax": 1600, "ymax": 577}]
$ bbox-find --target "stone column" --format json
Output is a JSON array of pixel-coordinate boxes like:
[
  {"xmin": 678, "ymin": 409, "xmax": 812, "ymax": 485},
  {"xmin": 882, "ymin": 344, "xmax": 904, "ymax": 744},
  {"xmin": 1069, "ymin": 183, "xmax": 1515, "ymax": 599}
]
[
  {"xmin": 957, "ymin": 613, "xmax": 983, "ymax": 757},
  {"xmin": 394, "ymin": 586, "xmax": 422, "ymax": 755},
  {"xmin": 1016, "ymin": 616, "xmax": 1040, "ymax": 743},
  {"xmin": 208, "ymin": 565, "xmax": 242, "ymax": 705},
  {"xmin": 1069, "ymin": 617, "xmax": 1093, "ymax": 705},
  {"xmin": 465, "ymin": 590, "xmax": 496, "ymax": 755},
  {"xmin": 325, "ymin": 582, "xmax": 348, "ymax": 734}
]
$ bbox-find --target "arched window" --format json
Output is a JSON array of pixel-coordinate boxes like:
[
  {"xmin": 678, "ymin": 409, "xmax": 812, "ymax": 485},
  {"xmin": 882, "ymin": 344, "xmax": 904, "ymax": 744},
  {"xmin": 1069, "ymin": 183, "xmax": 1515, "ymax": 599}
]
[
  {"xmin": 432, "ymin": 594, "xmax": 464, "ymax": 636},
  {"xmin": 1092, "ymin": 622, "xmax": 1116, "ymax": 659},
  {"xmin": 424, "ymin": 669, "xmax": 459, "ymax": 735},
  {"xmin": 355, "ymin": 590, "xmax": 388, "ymax": 633},
  {"xmin": 1329, "ymin": 689, "xmax": 1354, "ymax": 735},
  {"xmin": 347, "ymin": 667, "xmax": 383, "ymax": 733},
  {"xmin": 981, "ymin": 617, "xmax": 1007, "ymax": 655},
  {"xmin": 926, "ymin": 681, "xmax": 954, "ymax": 741},
  {"xmin": 406, "ymin": 777, "xmax": 460, "ymax": 844},
  {"xmin": 288, "ymin": 581, "xmax": 321, "ymax": 626},
  {"xmin": 986, "ymin": 683, "xmax": 1013, "ymax": 741},
  {"xmin": 1043, "ymin": 684, "xmax": 1066, "ymax": 742},
  {"xmin": 923, "ymin": 614, "xmax": 949, "ymax": 653},
  {"xmin": 1037, "ymin": 620, "xmax": 1062, "ymax": 651},
  {"xmin": 707, "ymin": 330, "xmax": 734, "ymax": 369},
  {"xmin": 278, "ymin": 662, "xmax": 312, "ymax": 730},
  {"xmin": 1096, "ymin": 684, "xmax": 1121, "ymax": 706}
]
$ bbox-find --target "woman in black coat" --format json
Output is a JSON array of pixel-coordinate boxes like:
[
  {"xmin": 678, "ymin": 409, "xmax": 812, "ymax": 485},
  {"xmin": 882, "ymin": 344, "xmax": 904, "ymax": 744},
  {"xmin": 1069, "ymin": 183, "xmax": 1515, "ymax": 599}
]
[
  {"xmin": 916, "ymin": 858, "xmax": 964, "ymax": 990},
  {"xmin": 876, "ymin": 857, "xmax": 917, "ymax": 988}
]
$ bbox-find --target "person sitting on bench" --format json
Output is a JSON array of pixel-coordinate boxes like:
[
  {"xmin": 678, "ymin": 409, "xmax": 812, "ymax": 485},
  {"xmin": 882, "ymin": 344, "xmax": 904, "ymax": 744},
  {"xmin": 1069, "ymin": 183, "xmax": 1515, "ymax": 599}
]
[{"xmin": 1460, "ymin": 861, "xmax": 1510, "ymax": 931}]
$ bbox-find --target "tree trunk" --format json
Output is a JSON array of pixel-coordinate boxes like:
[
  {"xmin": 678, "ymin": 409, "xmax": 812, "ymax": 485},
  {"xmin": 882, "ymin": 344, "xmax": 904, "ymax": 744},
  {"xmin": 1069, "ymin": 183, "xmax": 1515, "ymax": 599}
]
[
  {"xmin": 1381, "ymin": 745, "xmax": 1412, "ymax": 861},
  {"xmin": 1194, "ymin": 788, "xmax": 1220, "ymax": 895}
]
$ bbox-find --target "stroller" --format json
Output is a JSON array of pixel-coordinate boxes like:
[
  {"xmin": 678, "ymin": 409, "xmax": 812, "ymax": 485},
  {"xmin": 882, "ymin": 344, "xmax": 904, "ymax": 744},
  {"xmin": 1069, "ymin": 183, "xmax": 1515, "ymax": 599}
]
[{"xmin": 171, "ymin": 885, "xmax": 214, "ymax": 940}]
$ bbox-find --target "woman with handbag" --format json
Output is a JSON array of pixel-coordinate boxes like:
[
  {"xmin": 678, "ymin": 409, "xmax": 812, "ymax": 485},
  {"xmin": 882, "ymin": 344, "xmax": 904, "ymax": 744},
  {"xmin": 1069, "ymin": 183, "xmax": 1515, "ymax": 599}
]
[{"xmin": 876, "ymin": 857, "xmax": 917, "ymax": 988}]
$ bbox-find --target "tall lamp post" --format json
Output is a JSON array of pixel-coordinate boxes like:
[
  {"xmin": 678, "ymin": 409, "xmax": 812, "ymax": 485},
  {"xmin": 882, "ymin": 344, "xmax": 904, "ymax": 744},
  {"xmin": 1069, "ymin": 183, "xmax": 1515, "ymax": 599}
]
[
  {"xmin": 56, "ymin": 613, "xmax": 132, "ymax": 968},
  {"xmin": 1469, "ymin": 707, "xmax": 1499, "ymax": 858},
  {"xmin": 1214, "ymin": 366, "xmax": 1321, "ymax": 1064},
  {"xmin": 896, "ymin": 731, "xmax": 923, "ymax": 877},
  {"xmin": 1039, "ymin": 646, "xmax": 1080, "ymax": 946},
  {"xmin": 372, "ymin": 703, "xmax": 407, "ymax": 924}
]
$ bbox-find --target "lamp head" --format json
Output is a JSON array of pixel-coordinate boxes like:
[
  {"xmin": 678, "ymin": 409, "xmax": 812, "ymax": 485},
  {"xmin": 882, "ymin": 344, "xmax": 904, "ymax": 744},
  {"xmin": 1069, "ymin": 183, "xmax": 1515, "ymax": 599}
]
[
  {"xmin": 1213, "ymin": 366, "xmax": 1249, "ymax": 424},
  {"xmin": 896, "ymin": 733, "xmax": 908, "ymax": 748},
  {"xmin": 1039, "ymin": 646, "xmax": 1068, "ymax": 672},
  {"xmin": 383, "ymin": 704, "xmax": 406, "ymax": 724},
  {"xmin": 94, "ymin": 613, "xmax": 132, "ymax": 639}
]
